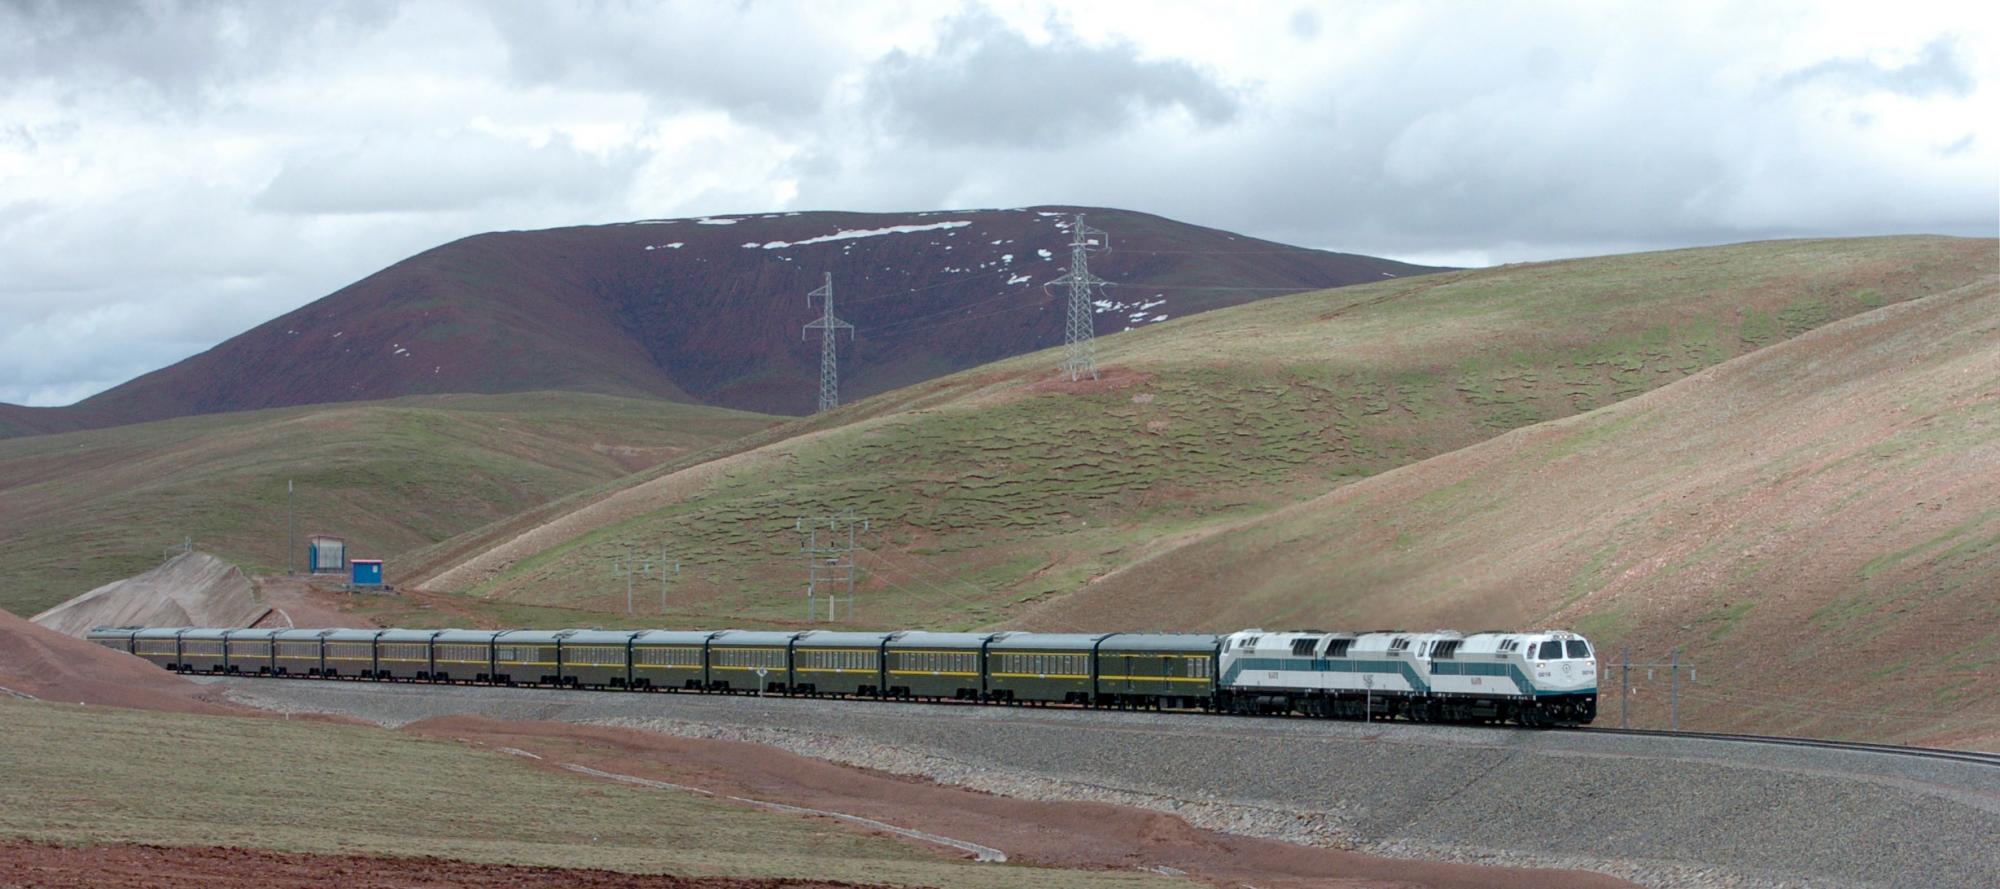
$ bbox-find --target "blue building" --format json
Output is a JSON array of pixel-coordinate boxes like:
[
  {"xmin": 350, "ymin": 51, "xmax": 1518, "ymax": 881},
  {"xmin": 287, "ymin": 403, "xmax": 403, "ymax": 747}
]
[
  {"xmin": 351, "ymin": 559, "xmax": 383, "ymax": 587},
  {"xmin": 307, "ymin": 535, "xmax": 346, "ymax": 574}
]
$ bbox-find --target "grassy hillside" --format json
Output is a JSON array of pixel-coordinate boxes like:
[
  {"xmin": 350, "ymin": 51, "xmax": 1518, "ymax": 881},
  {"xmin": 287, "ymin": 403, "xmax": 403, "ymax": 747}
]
[
  {"xmin": 1033, "ymin": 276, "xmax": 1999, "ymax": 747},
  {"xmin": 413, "ymin": 237, "xmax": 1995, "ymax": 642},
  {"xmin": 0, "ymin": 392, "xmax": 777, "ymax": 617},
  {"xmin": 0, "ymin": 700, "xmax": 1159, "ymax": 888}
]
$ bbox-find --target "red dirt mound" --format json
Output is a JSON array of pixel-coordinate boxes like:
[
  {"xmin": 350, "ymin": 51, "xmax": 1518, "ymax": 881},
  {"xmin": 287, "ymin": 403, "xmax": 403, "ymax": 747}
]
[
  {"xmin": 0, "ymin": 610, "xmax": 242, "ymax": 715},
  {"xmin": 0, "ymin": 840, "xmax": 884, "ymax": 889}
]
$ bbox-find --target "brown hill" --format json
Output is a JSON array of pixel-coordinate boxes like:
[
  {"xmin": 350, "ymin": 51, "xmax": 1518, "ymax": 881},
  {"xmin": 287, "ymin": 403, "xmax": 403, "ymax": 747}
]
[
  {"xmin": 0, "ymin": 207, "xmax": 1438, "ymax": 437},
  {"xmin": 1025, "ymin": 273, "xmax": 1999, "ymax": 746},
  {"xmin": 0, "ymin": 608, "xmax": 242, "ymax": 714}
]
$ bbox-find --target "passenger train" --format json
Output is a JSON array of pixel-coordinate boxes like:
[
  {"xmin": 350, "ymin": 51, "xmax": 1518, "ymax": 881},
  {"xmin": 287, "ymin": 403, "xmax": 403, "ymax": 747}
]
[{"xmin": 87, "ymin": 625, "xmax": 1599, "ymax": 726}]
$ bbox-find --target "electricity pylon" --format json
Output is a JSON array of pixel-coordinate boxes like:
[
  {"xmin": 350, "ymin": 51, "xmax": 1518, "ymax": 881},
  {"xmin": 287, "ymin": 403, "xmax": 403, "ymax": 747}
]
[{"xmin": 803, "ymin": 272, "xmax": 853, "ymax": 412}]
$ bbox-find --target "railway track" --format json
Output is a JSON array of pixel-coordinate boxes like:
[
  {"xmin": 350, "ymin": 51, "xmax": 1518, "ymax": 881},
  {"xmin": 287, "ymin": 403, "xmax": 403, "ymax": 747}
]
[{"xmin": 1565, "ymin": 725, "xmax": 2000, "ymax": 768}]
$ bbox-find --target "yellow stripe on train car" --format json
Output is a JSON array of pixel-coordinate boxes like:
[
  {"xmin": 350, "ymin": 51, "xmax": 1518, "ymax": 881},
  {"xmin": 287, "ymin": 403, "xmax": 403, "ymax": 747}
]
[{"xmin": 1096, "ymin": 675, "xmax": 1212, "ymax": 683}]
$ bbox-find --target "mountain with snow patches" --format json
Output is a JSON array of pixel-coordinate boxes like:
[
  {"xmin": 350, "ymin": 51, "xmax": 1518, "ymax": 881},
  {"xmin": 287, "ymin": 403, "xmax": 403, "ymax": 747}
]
[{"xmin": 0, "ymin": 206, "xmax": 1441, "ymax": 435}]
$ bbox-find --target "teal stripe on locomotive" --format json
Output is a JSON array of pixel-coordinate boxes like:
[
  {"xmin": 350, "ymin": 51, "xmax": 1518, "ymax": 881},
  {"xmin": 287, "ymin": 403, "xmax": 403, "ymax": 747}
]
[
  {"xmin": 1220, "ymin": 657, "xmax": 1429, "ymax": 693},
  {"xmin": 1430, "ymin": 660, "xmax": 1596, "ymax": 697}
]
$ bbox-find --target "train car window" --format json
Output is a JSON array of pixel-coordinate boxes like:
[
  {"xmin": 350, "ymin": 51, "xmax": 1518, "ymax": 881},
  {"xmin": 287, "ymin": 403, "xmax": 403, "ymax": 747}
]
[
  {"xmin": 1431, "ymin": 640, "xmax": 1460, "ymax": 660},
  {"xmin": 1290, "ymin": 638, "xmax": 1318, "ymax": 657},
  {"xmin": 1566, "ymin": 640, "xmax": 1590, "ymax": 659},
  {"xmin": 1538, "ymin": 641, "xmax": 1562, "ymax": 660},
  {"xmin": 1325, "ymin": 639, "xmax": 1352, "ymax": 658}
]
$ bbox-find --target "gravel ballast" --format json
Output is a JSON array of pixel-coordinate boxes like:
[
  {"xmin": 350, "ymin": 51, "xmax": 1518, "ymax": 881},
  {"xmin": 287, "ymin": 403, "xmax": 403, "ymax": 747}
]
[{"xmin": 205, "ymin": 677, "xmax": 2000, "ymax": 889}]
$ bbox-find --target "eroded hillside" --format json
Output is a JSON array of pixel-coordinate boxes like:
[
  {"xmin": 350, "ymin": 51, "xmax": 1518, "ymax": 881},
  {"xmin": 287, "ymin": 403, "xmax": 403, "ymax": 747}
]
[{"xmin": 412, "ymin": 237, "xmax": 1994, "ymax": 662}]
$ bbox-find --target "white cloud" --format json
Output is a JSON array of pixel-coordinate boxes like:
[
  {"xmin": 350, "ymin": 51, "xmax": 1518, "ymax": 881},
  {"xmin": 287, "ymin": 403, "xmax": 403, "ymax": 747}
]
[{"xmin": 0, "ymin": 0, "xmax": 1993, "ymax": 406}]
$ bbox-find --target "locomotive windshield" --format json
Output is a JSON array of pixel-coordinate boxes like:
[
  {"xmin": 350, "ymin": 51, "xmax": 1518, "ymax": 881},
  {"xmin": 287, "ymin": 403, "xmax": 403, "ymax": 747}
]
[
  {"xmin": 1538, "ymin": 640, "xmax": 1562, "ymax": 660},
  {"xmin": 1566, "ymin": 640, "xmax": 1591, "ymax": 659}
]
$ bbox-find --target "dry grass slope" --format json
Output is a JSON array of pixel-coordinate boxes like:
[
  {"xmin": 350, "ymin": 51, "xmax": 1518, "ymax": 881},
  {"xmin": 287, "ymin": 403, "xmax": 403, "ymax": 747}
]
[
  {"xmin": 1034, "ymin": 275, "xmax": 2000, "ymax": 747},
  {"xmin": 0, "ymin": 392, "xmax": 777, "ymax": 617},
  {"xmin": 0, "ymin": 700, "xmax": 1164, "ymax": 888},
  {"xmin": 415, "ymin": 237, "xmax": 1994, "ymax": 647}
]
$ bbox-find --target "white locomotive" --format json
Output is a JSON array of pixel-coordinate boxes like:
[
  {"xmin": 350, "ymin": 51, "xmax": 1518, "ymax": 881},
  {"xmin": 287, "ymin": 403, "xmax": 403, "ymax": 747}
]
[{"xmin": 1216, "ymin": 628, "xmax": 1597, "ymax": 725}]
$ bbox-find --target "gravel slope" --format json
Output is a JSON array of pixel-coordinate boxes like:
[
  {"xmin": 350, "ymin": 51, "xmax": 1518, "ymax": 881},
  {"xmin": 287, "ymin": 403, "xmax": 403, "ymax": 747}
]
[{"xmin": 202, "ymin": 677, "xmax": 2000, "ymax": 889}]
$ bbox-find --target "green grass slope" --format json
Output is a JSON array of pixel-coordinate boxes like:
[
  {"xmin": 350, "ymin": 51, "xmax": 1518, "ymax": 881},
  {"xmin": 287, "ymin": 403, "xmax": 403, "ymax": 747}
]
[
  {"xmin": 415, "ymin": 237, "xmax": 1995, "ymax": 640},
  {"xmin": 1034, "ymin": 274, "xmax": 2000, "ymax": 747},
  {"xmin": 0, "ymin": 392, "xmax": 778, "ymax": 617},
  {"xmin": 0, "ymin": 700, "xmax": 1160, "ymax": 888}
]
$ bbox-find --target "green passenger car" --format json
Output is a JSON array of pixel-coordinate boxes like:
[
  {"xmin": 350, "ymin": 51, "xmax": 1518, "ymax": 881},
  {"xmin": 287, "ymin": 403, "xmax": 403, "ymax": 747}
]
[
  {"xmin": 707, "ymin": 630, "xmax": 799, "ymax": 693},
  {"xmin": 630, "ymin": 630, "xmax": 715, "ymax": 690},
  {"xmin": 177, "ymin": 628, "xmax": 230, "ymax": 673},
  {"xmin": 86, "ymin": 626, "xmax": 137, "ymax": 654},
  {"xmin": 790, "ymin": 630, "xmax": 892, "ymax": 696},
  {"xmin": 883, "ymin": 631, "xmax": 992, "ymax": 700},
  {"xmin": 374, "ymin": 629, "xmax": 441, "ymax": 681},
  {"xmin": 492, "ymin": 630, "xmax": 567, "ymax": 685},
  {"xmin": 272, "ymin": 629, "xmax": 330, "ymax": 676},
  {"xmin": 1094, "ymin": 633, "xmax": 1219, "ymax": 709},
  {"xmin": 561, "ymin": 629, "xmax": 639, "ymax": 688},
  {"xmin": 224, "ymin": 629, "xmax": 278, "ymax": 675},
  {"xmin": 130, "ymin": 628, "xmax": 183, "ymax": 670},
  {"xmin": 985, "ymin": 633, "xmax": 1107, "ymax": 704},
  {"xmin": 429, "ymin": 629, "xmax": 497, "ymax": 682},
  {"xmin": 321, "ymin": 629, "xmax": 382, "ymax": 678}
]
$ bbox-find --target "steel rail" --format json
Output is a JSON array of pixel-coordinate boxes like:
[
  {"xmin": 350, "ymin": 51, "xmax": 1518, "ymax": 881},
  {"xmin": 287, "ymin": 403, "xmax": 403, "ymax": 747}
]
[{"xmin": 1561, "ymin": 725, "xmax": 2000, "ymax": 768}]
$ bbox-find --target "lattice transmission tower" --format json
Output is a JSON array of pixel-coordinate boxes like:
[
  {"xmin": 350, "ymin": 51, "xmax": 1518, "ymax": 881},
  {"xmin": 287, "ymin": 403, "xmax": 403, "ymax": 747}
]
[
  {"xmin": 802, "ymin": 272, "xmax": 854, "ymax": 412},
  {"xmin": 1045, "ymin": 214, "xmax": 1110, "ymax": 381}
]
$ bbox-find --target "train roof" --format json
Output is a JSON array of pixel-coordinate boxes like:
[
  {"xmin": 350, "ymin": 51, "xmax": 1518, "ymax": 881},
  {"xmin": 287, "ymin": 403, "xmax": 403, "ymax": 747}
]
[
  {"xmin": 562, "ymin": 629, "xmax": 642, "ymax": 645},
  {"xmin": 985, "ymin": 632, "xmax": 1110, "ymax": 651},
  {"xmin": 432, "ymin": 629, "xmax": 497, "ymax": 644},
  {"xmin": 375, "ymin": 628, "xmax": 441, "ymax": 643},
  {"xmin": 179, "ymin": 628, "xmax": 232, "ymax": 641},
  {"xmin": 133, "ymin": 627, "xmax": 187, "ymax": 639},
  {"xmin": 226, "ymin": 628, "xmax": 279, "ymax": 640},
  {"xmin": 1098, "ymin": 633, "xmax": 1221, "ymax": 651},
  {"xmin": 793, "ymin": 630, "xmax": 895, "ymax": 647},
  {"xmin": 708, "ymin": 630, "xmax": 804, "ymax": 646},
  {"xmin": 885, "ymin": 631, "xmax": 996, "ymax": 649},
  {"xmin": 493, "ymin": 629, "xmax": 569, "ymax": 644},
  {"xmin": 322, "ymin": 628, "xmax": 385, "ymax": 642},
  {"xmin": 632, "ymin": 630, "xmax": 721, "ymax": 645},
  {"xmin": 272, "ymin": 628, "xmax": 333, "ymax": 641}
]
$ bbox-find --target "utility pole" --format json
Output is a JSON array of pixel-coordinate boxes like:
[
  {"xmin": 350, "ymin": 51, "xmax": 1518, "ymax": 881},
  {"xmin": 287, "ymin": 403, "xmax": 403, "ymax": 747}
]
[
  {"xmin": 1620, "ymin": 647, "xmax": 1630, "ymax": 730},
  {"xmin": 1670, "ymin": 648, "xmax": 1680, "ymax": 732},
  {"xmin": 1045, "ymin": 214, "xmax": 1110, "ymax": 382},
  {"xmin": 1619, "ymin": 650, "xmax": 1698, "ymax": 731},
  {"xmin": 287, "ymin": 479, "xmax": 295, "ymax": 576},
  {"xmin": 611, "ymin": 557, "xmax": 649, "ymax": 615},
  {"xmin": 803, "ymin": 272, "xmax": 854, "ymax": 412},
  {"xmin": 798, "ymin": 511, "xmax": 868, "ymax": 622}
]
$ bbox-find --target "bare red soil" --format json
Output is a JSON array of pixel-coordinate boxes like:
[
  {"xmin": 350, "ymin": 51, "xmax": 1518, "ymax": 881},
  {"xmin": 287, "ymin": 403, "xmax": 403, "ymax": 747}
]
[
  {"xmin": 0, "ymin": 610, "xmax": 241, "ymax": 715},
  {"xmin": 408, "ymin": 716, "xmax": 1636, "ymax": 889},
  {"xmin": 0, "ymin": 841, "xmax": 883, "ymax": 889}
]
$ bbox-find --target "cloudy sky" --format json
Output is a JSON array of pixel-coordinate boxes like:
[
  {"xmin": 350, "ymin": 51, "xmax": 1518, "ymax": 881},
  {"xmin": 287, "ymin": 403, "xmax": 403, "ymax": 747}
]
[{"xmin": 2, "ymin": 0, "xmax": 1993, "ymax": 407}]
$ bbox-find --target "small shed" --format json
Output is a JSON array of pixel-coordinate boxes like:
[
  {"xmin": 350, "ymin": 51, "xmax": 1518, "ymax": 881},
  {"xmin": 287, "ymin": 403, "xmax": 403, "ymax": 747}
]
[
  {"xmin": 350, "ymin": 559, "xmax": 384, "ymax": 587},
  {"xmin": 307, "ymin": 535, "xmax": 347, "ymax": 574}
]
